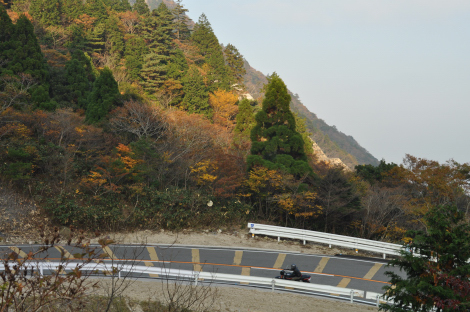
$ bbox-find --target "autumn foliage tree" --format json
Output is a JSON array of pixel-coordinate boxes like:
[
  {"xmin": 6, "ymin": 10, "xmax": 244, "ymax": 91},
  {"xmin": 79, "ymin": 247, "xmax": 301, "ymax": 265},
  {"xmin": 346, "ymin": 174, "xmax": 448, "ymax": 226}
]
[
  {"xmin": 209, "ymin": 89, "xmax": 238, "ymax": 128},
  {"xmin": 383, "ymin": 155, "xmax": 470, "ymax": 229}
]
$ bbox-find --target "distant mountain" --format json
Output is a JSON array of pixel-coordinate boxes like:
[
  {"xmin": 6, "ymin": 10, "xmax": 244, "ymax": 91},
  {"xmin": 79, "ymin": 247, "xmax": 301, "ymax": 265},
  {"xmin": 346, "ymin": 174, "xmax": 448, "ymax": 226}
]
[{"xmin": 243, "ymin": 60, "xmax": 379, "ymax": 168}]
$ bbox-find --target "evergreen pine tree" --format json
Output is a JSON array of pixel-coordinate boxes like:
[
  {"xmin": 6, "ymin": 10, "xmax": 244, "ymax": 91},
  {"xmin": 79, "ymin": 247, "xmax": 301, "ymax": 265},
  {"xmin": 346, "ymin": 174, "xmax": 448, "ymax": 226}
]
[
  {"xmin": 64, "ymin": 50, "xmax": 93, "ymax": 108},
  {"xmin": 132, "ymin": 0, "xmax": 149, "ymax": 15},
  {"xmin": 86, "ymin": 23, "xmax": 106, "ymax": 54},
  {"xmin": 86, "ymin": 67, "xmax": 119, "ymax": 123},
  {"xmin": 67, "ymin": 24, "xmax": 88, "ymax": 51},
  {"xmin": 294, "ymin": 113, "xmax": 314, "ymax": 156},
  {"xmin": 191, "ymin": 14, "xmax": 229, "ymax": 91},
  {"xmin": 62, "ymin": 0, "xmax": 84, "ymax": 21},
  {"xmin": 6, "ymin": 14, "xmax": 49, "ymax": 83},
  {"xmin": 140, "ymin": 3, "xmax": 174, "ymax": 93},
  {"xmin": 0, "ymin": 7, "xmax": 14, "ymax": 71},
  {"xmin": 181, "ymin": 66, "xmax": 211, "ymax": 118},
  {"xmin": 167, "ymin": 48, "xmax": 188, "ymax": 80},
  {"xmin": 0, "ymin": 6, "xmax": 13, "ymax": 43},
  {"xmin": 85, "ymin": 0, "xmax": 108, "ymax": 23},
  {"xmin": 29, "ymin": 0, "xmax": 62, "ymax": 26},
  {"xmin": 124, "ymin": 35, "xmax": 149, "ymax": 81},
  {"xmin": 247, "ymin": 73, "xmax": 312, "ymax": 177},
  {"xmin": 234, "ymin": 98, "xmax": 256, "ymax": 139},
  {"xmin": 172, "ymin": 0, "xmax": 190, "ymax": 40},
  {"xmin": 104, "ymin": 16, "xmax": 125, "ymax": 61},
  {"xmin": 382, "ymin": 205, "xmax": 470, "ymax": 311},
  {"xmin": 103, "ymin": 0, "xmax": 131, "ymax": 12},
  {"xmin": 224, "ymin": 43, "xmax": 246, "ymax": 86},
  {"xmin": 116, "ymin": 0, "xmax": 132, "ymax": 12}
]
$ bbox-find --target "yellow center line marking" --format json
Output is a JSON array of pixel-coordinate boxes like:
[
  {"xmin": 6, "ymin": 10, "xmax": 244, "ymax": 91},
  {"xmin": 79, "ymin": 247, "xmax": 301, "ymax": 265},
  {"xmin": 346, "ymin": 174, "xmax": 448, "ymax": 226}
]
[
  {"xmin": 102, "ymin": 246, "xmax": 117, "ymax": 260},
  {"xmin": 314, "ymin": 257, "xmax": 330, "ymax": 273},
  {"xmin": 6, "ymin": 256, "xmax": 391, "ymax": 285},
  {"xmin": 241, "ymin": 267, "xmax": 250, "ymax": 285},
  {"xmin": 363, "ymin": 263, "xmax": 383, "ymax": 280},
  {"xmin": 9, "ymin": 247, "xmax": 28, "ymax": 258},
  {"xmin": 146, "ymin": 247, "xmax": 159, "ymax": 277},
  {"xmin": 55, "ymin": 246, "xmax": 74, "ymax": 259},
  {"xmin": 336, "ymin": 278, "xmax": 352, "ymax": 288},
  {"xmin": 233, "ymin": 250, "xmax": 243, "ymax": 266},
  {"xmin": 192, "ymin": 249, "xmax": 202, "ymax": 272},
  {"xmin": 273, "ymin": 253, "xmax": 286, "ymax": 269},
  {"xmin": 331, "ymin": 277, "xmax": 352, "ymax": 296}
]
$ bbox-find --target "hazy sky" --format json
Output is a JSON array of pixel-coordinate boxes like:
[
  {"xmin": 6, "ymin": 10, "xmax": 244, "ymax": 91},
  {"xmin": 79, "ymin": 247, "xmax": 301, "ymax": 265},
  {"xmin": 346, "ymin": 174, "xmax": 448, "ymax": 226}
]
[{"xmin": 183, "ymin": 0, "xmax": 470, "ymax": 165}]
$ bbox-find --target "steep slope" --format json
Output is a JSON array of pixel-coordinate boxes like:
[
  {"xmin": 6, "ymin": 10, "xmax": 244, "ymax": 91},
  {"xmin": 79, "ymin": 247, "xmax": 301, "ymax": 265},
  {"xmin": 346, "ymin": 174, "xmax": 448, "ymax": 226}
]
[{"xmin": 243, "ymin": 60, "xmax": 379, "ymax": 168}]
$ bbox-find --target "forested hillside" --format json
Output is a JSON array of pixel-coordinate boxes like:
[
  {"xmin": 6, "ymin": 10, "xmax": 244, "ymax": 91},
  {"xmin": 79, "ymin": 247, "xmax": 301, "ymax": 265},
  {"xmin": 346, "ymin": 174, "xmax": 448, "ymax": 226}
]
[{"xmin": 1, "ymin": 0, "xmax": 469, "ymax": 245}]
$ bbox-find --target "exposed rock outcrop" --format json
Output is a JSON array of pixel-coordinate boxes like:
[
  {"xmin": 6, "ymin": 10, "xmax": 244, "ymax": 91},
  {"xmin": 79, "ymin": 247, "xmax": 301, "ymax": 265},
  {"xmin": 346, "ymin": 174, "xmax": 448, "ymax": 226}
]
[{"xmin": 310, "ymin": 139, "xmax": 351, "ymax": 171}]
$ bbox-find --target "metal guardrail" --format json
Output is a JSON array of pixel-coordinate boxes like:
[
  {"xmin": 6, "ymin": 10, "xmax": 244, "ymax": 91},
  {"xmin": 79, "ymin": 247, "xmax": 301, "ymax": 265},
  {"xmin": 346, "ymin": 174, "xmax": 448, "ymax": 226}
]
[
  {"xmin": 0, "ymin": 262, "xmax": 388, "ymax": 307},
  {"xmin": 248, "ymin": 223, "xmax": 403, "ymax": 259}
]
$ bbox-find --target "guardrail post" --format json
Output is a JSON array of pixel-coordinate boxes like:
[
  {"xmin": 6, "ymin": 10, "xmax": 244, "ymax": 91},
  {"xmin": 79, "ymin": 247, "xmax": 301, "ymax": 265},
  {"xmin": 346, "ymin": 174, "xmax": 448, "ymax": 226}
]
[
  {"xmin": 303, "ymin": 240, "xmax": 306, "ymax": 245},
  {"xmin": 194, "ymin": 272, "xmax": 199, "ymax": 286},
  {"xmin": 118, "ymin": 270, "xmax": 121, "ymax": 279},
  {"xmin": 350, "ymin": 290, "xmax": 354, "ymax": 303},
  {"xmin": 329, "ymin": 238, "xmax": 331, "ymax": 248},
  {"xmin": 376, "ymin": 294, "xmax": 380, "ymax": 307},
  {"xmin": 271, "ymin": 279, "xmax": 275, "ymax": 292},
  {"xmin": 39, "ymin": 263, "xmax": 43, "ymax": 276},
  {"xmin": 277, "ymin": 237, "xmax": 280, "ymax": 242},
  {"xmin": 383, "ymin": 253, "xmax": 386, "ymax": 259}
]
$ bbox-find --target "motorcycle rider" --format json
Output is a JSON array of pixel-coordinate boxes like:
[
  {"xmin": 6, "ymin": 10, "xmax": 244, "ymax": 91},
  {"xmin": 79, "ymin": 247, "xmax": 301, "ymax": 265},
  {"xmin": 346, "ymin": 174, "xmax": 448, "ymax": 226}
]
[{"xmin": 289, "ymin": 264, "xmax": 302, "ymax": 280}]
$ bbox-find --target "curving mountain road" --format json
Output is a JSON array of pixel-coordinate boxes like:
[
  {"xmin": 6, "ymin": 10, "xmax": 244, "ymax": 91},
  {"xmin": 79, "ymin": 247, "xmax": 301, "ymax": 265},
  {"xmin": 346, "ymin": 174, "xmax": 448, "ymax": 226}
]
[{"xmin": 1, "ymin": 243, "xmax": 404, "ymax": 298}]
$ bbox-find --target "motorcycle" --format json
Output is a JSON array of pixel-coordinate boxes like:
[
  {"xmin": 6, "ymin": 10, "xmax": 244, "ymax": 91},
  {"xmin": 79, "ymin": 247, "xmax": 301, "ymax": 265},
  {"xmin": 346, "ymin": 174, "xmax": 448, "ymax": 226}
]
[{"xmin": 275, "ymin": 269, "xmax": 311, "ymax": 283}]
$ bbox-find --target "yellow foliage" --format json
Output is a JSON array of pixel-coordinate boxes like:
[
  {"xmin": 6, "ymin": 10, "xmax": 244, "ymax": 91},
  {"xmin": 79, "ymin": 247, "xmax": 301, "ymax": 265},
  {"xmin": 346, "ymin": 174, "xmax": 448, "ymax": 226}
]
[
  {"xmin": 190, "ymin": 160, "xmax": 218, "ymax": 186},
  {"xmin": 245, "ymin": 167, "xmax": 285, "ymax": 194},
  {"xmin": 209, "ymin": 89, "xmax": 239, "ymax": 126},
  {"xmin": 14, "ymin": 123, "xmax": 31, "ymax": 140}
]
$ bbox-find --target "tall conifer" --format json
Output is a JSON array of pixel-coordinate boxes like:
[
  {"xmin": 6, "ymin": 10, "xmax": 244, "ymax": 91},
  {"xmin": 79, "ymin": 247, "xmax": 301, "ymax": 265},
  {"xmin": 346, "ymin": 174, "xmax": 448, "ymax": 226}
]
[
  {"xmin": 65, "ymin": 50, "xmax": 93, "ymax": 108},
  {"xmin": 181, "ymin": 66, "xmax": 211, "ymax": 118},
  {"xmin": 248, "ymin": 73, "xmax": 312, "ymax": 177},
  {"xmin": 224, "ymin": 43, "xmax": 246, "ymax": 86},
  {"xmin": 29, "ymin": 0, "xmax": 62, "ymax": 26},
  {"xmin": 86, "ymin": 67, "xmax": 119, "ymax": 123},
  {"xmin": 6, "ymin": 14, "xmax": 48, "ymax": 83},
  {"xmin": 104, "ymin": 16, "xmax": 125, "ymax": 61},
  {"xmin": 125, "ymin": 35, "xmax": 148, "ymax": 81},
  {"xmin": 172, "ymin": 0, "xmax": 190, "ymax": 40},
  {"xmin": 132, "ymin": 0, "xmax": 149, "ymax": 15},
  {"xmin": 140, "ymin": 3, "xmax": 174, "ymax": 93},
  {"xmin": 0, "ymin": 7, "xmax": 14, "ymax": 70},
  {"xmin": 85, "ymin": 0, "xmax": 108, "ymax": 23},
  {"xmin": 62, "ymin": 0, "xmax": 84, "ymax": 21},
  {"xmin": 191, "ymin": 14, "xmax": 229, "ymax": 91},
  {"xmin": 234, "ymin": 98, "xmax": 256, "ymax": 139}
]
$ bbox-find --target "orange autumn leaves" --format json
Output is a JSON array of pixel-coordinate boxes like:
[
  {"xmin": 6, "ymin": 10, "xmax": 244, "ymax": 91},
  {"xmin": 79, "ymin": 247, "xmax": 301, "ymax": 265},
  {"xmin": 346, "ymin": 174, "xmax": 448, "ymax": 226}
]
[{"xmin": 80, "ymin": 143, "xmax": 143, "ymax": 197}]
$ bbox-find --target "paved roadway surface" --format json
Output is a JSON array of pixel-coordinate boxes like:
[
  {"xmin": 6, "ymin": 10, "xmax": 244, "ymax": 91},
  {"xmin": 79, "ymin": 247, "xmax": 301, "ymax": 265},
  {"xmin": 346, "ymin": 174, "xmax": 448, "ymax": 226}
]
[{"xmin": 0, "ymin": 244, "xmax": 405, "ymax": 295}]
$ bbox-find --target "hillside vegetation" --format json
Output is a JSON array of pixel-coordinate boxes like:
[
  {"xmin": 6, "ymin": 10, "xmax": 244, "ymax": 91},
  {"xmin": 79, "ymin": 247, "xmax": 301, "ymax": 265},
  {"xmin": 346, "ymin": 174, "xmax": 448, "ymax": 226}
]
[{"xmin": 1, "ymin": 0, "xmax": 469, "ymax": 245}]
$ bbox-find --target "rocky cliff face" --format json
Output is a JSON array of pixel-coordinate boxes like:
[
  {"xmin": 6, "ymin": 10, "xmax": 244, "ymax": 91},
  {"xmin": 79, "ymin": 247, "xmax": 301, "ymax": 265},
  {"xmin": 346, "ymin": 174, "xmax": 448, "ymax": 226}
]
[{"xmin": 309, "ymin": 139, "xmax": 351, "ymax": 171}]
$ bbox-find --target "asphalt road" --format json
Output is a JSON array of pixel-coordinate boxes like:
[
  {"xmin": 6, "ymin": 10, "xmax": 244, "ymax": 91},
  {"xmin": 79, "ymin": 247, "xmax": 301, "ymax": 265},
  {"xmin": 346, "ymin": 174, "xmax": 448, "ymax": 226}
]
[{"xmin": 0, "ymin": 244, "xmax": 405, "ymax": 295}]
